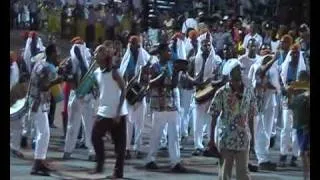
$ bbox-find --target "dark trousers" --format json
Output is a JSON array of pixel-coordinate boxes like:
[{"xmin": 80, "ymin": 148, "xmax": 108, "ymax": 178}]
[
  {"xmin": 85, "ymin": 24, "xmax": 96, "ymax": 49},
  {"xmin": 48, "ymin": 95, "xmax": 56, "ymax": 126},
  {"xmin": 92, "ymin": 116, "xmax": 127, "ymax": 176}
]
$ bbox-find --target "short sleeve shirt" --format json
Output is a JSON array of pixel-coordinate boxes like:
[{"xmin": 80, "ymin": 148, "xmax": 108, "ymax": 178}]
[{"xmin": 208, "ymin": 83, "xmax": 256, "ymax": 151}]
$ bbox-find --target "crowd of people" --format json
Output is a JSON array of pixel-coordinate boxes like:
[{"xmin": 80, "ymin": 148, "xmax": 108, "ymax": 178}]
[{"xmin": 10, "ymin": 1, "xmax": 310, "ymax": 180}]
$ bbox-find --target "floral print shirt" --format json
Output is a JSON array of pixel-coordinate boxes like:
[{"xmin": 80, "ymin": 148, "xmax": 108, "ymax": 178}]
[{"xmin": 207, "ymin": 82, "xmax": 256, "ymax": 151}]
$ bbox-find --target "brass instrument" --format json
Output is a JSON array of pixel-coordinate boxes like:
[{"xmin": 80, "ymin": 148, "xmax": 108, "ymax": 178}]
[{"xmin": 75, "ymin": 58, "xmax": 98, "ymax": 97}]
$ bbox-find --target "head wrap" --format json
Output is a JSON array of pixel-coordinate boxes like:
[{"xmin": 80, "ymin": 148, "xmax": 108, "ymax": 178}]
[{"xmin": 222, "ymin": 58, "xmax": 242, "ymax": 78}]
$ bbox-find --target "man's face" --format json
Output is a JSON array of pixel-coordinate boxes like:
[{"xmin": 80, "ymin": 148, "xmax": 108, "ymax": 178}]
[
  {"xmin": 201, "ymin": 40, "xmax": 211, "ymax": 54},
  {"xmin": 280, "ymin": 39, "xmax": 291, "ymax": 50},
  {"xmin": 130, "ymin": 42, "xmax": 140, "ymax": 53},
  {"xmin": 230, "ymin": 65, "xmax": 242, "ymax": 82},
  {"xmin": 160, "ymin": 47, "xmax": 172, "ymax": 61},
  {"xmin": 248, "ymin": 43, "xmax": 256, "ymax": 54},
  {"xmin": 223, "ymin": 45, "xmax": 232, "ymax": 59},
  {"xmin": 290, "ymin": 50, "xmax": 299, "ymax": 63}
]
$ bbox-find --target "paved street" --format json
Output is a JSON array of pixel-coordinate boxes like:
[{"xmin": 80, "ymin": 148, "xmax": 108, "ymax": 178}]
[{"xmin": 10, "ymin": 30, "xmax": 304, "ymax": 180}]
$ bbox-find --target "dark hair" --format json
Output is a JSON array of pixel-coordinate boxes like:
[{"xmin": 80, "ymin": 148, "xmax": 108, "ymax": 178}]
[{"xmin": 45, "ymin": 44, "xmax": 57, "ymax": 57}]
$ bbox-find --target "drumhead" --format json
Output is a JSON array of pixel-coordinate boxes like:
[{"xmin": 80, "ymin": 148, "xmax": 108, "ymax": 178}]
[{"xmin": 10, "ymin": 98, "xmax": 27, "ymax": 115}]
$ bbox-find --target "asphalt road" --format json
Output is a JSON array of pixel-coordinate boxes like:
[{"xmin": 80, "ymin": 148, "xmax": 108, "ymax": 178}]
[{"xmin": 10, "ymin": 29, "xmax": 304, "ymax": 180}]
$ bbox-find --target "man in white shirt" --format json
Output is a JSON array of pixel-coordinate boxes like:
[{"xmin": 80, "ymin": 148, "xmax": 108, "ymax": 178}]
[
  {"xmin": 182, "ymin": 12, "xmax": 198, "ymax": 34},
  {"xmin": 243, "ymin": 23, "xmax": 263, "ymax": 52}
]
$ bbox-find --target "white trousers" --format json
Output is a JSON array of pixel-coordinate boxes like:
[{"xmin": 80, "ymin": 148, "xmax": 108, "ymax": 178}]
[
  {"xmin": 255, "ymin": 90, "xmax": 276, "ymax": 164},
  {"xmin": 147, "ymin": 111, "xmax": 181, "ymax": 165},
  {"xmin": 280, "ymin": 98, "xmax": 299, "ymax": 157},
  {"xmin": 161, "ymin": 88, "xmax": 181, "ymax": 147},
  {"xmin": 33, "ymin": 109, "xmax": 50, "ymax": 159},
  {"xmin": 64, "ymin": 91, "xmax": 95, "ymax": 155},
  {"xmin": 193, "ymin": 101, "xmax": 212, "ymax": 149},
  {"xmin": 179, "ymin": 89, "xmax": 194, "ymax": 137},
  {"xmin": 10, "ymin": 115, "xmax": 25, "ymax": 151},
  {"xmin": 126, "ymin": 98, "xmax": 146, "ymax": 151}
]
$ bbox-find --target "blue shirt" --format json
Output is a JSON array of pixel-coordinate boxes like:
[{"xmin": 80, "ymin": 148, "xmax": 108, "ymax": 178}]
[{"xmin": 125, "ymin": 56, "xmax": 136, "ymax": 79}]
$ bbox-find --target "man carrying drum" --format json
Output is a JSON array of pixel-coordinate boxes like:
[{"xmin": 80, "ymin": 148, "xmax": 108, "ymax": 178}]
[
  {"xmin": 63, "ymin": 37, "xmax": 96, "ymax": 161},
  {"xmin": 119, "ymin": 36, "xmax": 150, "ymax": 159}
]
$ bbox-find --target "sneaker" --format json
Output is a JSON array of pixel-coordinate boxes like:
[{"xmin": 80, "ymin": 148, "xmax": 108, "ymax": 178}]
[
  {"xmin": 145, "ymin": 161, "xmax": 158, "ymax": 170},
  {"xmin": 171, "ymin": 163, "xmax": 187, "ymax": 173},
  {"xmin": 62, "ymin": 152, "xmax": 72, "ymax": 160},
  {"xmin": 290, "ymin": 156, "xmax": 298, "ymax": 167},
  {"xmin": 259, "ymin": 161, "xmax": 277, "ymax": 171},
  {"xmin": 248, "ymin": 163, "xmax": 259, "ymax": 172},
  {"xmin": 192, "ymin": 148, "xmax": 203, "ymax": 156}
]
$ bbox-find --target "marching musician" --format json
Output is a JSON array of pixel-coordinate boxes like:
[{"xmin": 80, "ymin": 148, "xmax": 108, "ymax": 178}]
[
  {"xmin": 191, "ymin": 32, "xmax": 222, "ymax": 156},
  {"xmin": 179, "ymin": 30, "xmax": 198, "ymax": 144},
  {"xmin": 90, "ymin": 45, "xmax": 128, "ymax": 178},
  {"xmin": 119, "ymin": 36, "xmax": 150, "ymax": 159},
  {"xmin": 253, "ymin": 50, "xmax": 280, "ymax": 171},
  {"xmin": 145, "ymin": 43, "xmax": 187, "ymax": 172},
  {"xmin": 279, "ymin": 44, "xmax": 306, "ymax": 167},
  {"xmin": 63, "ymin": 37, "xmax": 96, "ymax": 161},
  {"xmin": 29, "ymin": 44, "xmax": 63, "ymax": 176},
  {"xmin": 10, "ymin": 51, "xmax": 25, "ymax": 159}
]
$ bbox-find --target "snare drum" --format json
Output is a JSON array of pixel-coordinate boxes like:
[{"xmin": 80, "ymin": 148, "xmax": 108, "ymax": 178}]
[
  {"xmin": 10, "ymin": 98, "xmax": 28, "ymax": 121},
  {"xmin": 50, "ymin": 84, "xmax": 64, "ymax": 103}
]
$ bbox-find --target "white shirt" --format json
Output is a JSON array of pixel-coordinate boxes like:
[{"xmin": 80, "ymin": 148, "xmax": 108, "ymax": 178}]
[
  {"xmin": 94, "ymin": 68, "xmax": 128, "ymax": 118},
  {"xmin": 182, "ymin": 18, "xmax": 198, "ymax": 34},
  {"xmin": 242, "ymin": 33, "xmax": 263, "ymax": 50},
  {"xmin": 238, "ymin": 55, "xmax": 257, "ymax": 87},
  {"xmin": 271, "ymin": 40, "xmax": 280, "ymax": 53}
]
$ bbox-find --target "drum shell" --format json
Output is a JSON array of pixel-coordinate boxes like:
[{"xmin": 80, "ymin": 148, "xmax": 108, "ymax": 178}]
[
  {"xmin": 75, "ymin": 72, "xmax": 96, "ymax": 97},
  {"xmin": 126, "ymin": 81, "xmax": 147, "ymax": 105},
  {"xmin": 50, "ymin": 84, "xmax": 64, "ymax": 103},
  {"xmin": 195, "ymin": 84, "xmax": 221, "ymax": 104}
]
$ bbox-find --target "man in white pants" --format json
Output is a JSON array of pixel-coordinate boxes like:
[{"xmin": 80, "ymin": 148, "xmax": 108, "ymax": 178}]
[
  {"xmin": 145, "ymin": 43, "xmax": 186, "ymax": 172},
  {"xmin": 192, "ymin": 33, "xmax": 221, "ymax": 156},
  {"xmin": 29, "ymin": 44, "xmax": 62, "ymax": 176},
  {"xmin": 179, "ymin": 30, "xmax": 198, "ymax": 143},
  {"xmin": 10, "ymin": 52, "xmax": 25, "ymax": 158},
  {"xmin": 252, "ymin": 51, "xmax": 280, "ymax": 171},
  {"xmin": 279, "ymin": 44, "xmax": 306, "ymax": 167},
  {"xmin": 63, "ymin": 37, "xmax": 95, "ymax": 161},
  {"xmin": 120, "ymin": 36, "xmax": 150, "ymax": 159}
]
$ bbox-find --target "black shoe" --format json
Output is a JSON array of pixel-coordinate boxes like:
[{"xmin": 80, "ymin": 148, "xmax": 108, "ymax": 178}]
[
  {"xmin": 290, "ymin": 156, "xmax": 298, "ymax": 167},
  {"xmin": 145, "ymin": 161, "xmax": 158, "ymax": 170},
  {"xmin": 62, "ymin": 152, "xmax": 72, "ymax": 160},
  {"xmin": 125, "ymin": 150, "xmax": 132, "ymax": 160},
  {"xmin": 136, "ymin": 151, "xmax": 144, "ymax": 159},
  {"xmin": 279, "ymin": 155, "xmax": 287, "ymax": 167},
  {"xmin": 203, "ymin": 146, "xmax": 221, "ymax": 158},
  {"xmin": 171, "ymin": 163, "xmax": 187, "ymax": 173},
  {"xmin": 192, "ymin": 148, "xmax": 203, "ymax": 156},
  {"xmin": 159, "ymin": 146, "xmax": 168, "ymax": 151},
  {"xmin": 30, "ymin": 160, "xmax": 50, "ymax": 176},
  {"xmin": 248, "ymin": 163, "xmax": 259, "ymax": 172},
  {"xmin": 180, "ymin": 145, "xmax": 184, "ymax": 150},
  {"xmin": 21, "ymin": 136, "xmax": 27, "ymax": 148},
  {"xmin": 11, "ymin": 149, "xmax": 24, "ymax": 158},
  {"xmin": 50, "ymin": 124, "xmax": 57, "ymax": 128},
  {"xmin": 270, "ymin": 136, "xmax": 276, "ymax": 149},
  {"xmin": 259, "ymin": 161, "xmax": 277, "ymax": 171},
  {"xmin": 88, "ymin": 154, "xmax": 96, "ymax": 162}
]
